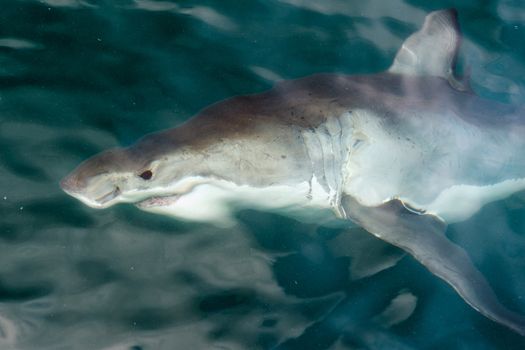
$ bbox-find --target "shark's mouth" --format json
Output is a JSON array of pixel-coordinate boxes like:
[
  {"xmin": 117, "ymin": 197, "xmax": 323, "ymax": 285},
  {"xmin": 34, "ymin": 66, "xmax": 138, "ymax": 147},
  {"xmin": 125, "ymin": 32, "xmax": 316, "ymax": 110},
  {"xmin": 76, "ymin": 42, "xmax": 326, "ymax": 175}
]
[{"xmin": 136, "ymin": 194, "xmax": 181, "ymax": 208}]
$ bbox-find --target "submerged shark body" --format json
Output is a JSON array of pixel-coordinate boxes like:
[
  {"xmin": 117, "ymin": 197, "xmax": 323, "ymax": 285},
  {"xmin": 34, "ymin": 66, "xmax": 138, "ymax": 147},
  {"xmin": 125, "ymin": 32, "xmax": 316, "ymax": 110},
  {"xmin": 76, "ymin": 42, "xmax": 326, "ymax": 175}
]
[{"xmin": 61, "ymin": 10, "xmax": 525, "ymax": 334}]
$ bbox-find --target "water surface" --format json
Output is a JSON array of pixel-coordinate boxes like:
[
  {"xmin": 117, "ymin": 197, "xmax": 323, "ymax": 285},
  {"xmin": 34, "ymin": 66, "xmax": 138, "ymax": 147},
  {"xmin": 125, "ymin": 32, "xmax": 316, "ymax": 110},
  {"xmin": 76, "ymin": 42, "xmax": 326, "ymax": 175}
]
[{"xmin": 1, "ymin": 0, "xmax": 525, "ymax": 349}]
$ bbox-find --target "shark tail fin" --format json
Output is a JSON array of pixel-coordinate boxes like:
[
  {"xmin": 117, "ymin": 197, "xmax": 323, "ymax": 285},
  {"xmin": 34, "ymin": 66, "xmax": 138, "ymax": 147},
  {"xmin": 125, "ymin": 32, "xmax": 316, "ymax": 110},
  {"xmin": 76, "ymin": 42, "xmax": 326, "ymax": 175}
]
[{"xmin": 388, "ymin": 9, "xmax": 470, "ymax": 91}]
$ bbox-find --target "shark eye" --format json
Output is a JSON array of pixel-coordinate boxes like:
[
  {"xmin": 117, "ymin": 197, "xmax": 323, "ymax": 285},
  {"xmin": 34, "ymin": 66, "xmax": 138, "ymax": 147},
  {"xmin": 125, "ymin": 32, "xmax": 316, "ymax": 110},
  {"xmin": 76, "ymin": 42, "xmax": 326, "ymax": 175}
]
[{"xmin": 139, "ymin": 170, "xmax": 153, "ymax": 180}]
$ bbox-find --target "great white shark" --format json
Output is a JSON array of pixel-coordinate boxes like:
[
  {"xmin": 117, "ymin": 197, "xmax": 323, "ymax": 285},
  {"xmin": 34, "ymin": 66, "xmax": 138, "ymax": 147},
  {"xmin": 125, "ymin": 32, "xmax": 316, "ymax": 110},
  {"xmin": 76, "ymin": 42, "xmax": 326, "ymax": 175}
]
[{"xmin": 60, "ymin": 9, "xmax": 525, "ymax": 334}]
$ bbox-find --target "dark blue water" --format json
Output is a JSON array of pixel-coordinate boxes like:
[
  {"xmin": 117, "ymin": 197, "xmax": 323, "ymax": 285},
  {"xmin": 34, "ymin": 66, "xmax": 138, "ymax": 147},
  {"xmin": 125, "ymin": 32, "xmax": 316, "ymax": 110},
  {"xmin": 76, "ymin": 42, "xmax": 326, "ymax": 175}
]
[{"xmin": 1, "ymin": 0, "xmax": 525, "ymax": 349}]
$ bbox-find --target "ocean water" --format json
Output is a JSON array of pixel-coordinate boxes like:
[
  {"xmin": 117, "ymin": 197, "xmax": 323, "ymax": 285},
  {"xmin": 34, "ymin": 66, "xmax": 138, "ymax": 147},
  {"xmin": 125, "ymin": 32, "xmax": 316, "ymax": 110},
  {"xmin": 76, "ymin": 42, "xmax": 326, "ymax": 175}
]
[{"xmin": 1, "ymin": 0, "xmax": 525, "ymax": 349}]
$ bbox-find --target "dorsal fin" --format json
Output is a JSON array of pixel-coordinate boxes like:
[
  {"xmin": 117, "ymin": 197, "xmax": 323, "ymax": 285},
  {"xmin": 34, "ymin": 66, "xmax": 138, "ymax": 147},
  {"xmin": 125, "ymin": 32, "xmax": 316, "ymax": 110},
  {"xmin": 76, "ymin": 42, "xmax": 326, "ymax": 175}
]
[{"xmin": 389, "ymin": 9, "xmax": 463, "ymax": 84}]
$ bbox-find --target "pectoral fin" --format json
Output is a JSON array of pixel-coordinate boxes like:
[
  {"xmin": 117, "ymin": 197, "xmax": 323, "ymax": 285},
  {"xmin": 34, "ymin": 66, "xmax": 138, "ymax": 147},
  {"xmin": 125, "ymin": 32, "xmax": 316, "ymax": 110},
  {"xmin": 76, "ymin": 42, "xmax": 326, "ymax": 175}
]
[{"xmin": 341, "ymin": 194, "xmax": 525, "ymax": 335}]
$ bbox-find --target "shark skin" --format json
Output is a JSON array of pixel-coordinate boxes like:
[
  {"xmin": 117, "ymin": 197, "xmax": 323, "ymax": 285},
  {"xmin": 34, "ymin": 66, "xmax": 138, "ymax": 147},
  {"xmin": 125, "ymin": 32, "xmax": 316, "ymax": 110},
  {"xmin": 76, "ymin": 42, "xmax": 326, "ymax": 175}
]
[{"xmin": 60, "ymin": 9, "xmax": 525, "ymax": 334}]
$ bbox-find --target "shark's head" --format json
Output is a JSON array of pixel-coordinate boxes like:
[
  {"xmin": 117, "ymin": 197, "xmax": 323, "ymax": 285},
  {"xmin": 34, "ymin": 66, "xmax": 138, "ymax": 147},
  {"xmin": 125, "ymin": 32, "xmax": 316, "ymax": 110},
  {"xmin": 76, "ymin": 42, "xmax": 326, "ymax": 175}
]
[
  {"xmin": 60, "ymin": 126, "xmax": 222, "ymax": 208},
  {"xmin": 60, "ymin": 145, "xmax": 171, "ymax": 209},
  {"xmin": 60, "ymin": 113, "xmax": 320, "ymax": 225},
  {"xmin": 61, "ymin": 146, "xmax": 217, "ymax": 226}
]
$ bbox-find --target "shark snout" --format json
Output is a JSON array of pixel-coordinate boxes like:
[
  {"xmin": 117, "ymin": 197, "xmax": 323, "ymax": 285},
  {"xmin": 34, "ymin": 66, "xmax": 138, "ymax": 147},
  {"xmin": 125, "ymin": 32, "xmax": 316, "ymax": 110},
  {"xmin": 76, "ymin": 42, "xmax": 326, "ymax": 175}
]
[
  {"xmin": 59, "ymin": 173, "xmax": 120, "ymax": 209},
  {"xmin": 60, "ymin": 173, "xmax": 82, "ymax": 194}
]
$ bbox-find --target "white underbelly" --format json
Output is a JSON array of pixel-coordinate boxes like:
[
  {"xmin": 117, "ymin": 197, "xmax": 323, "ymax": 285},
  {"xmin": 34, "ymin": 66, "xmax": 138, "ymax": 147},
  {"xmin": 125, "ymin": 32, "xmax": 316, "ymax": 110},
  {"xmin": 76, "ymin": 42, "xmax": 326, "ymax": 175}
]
[
  {"xmin": 136, "ymin": 176, "xmax": 339, "ymax": 227},
  {"xmin": 402, "ymin": 178, "xmax": 525, "ymax": 223}
]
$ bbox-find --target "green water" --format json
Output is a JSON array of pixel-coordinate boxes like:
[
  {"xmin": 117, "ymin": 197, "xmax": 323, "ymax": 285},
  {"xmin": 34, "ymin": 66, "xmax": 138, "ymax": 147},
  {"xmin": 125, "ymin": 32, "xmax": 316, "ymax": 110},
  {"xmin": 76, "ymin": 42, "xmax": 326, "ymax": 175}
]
[{"xmin": 1, "ymin": 0, "xmax": 525, "ymax": 349}]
